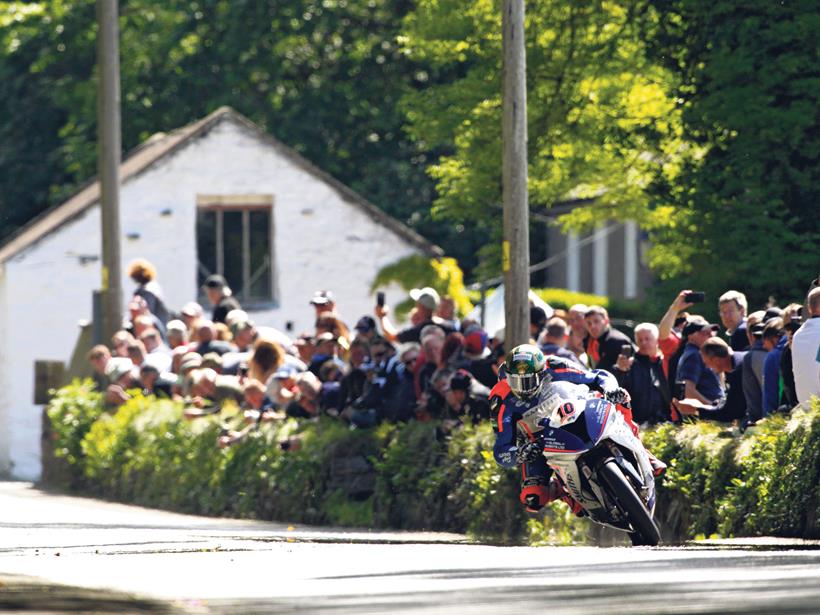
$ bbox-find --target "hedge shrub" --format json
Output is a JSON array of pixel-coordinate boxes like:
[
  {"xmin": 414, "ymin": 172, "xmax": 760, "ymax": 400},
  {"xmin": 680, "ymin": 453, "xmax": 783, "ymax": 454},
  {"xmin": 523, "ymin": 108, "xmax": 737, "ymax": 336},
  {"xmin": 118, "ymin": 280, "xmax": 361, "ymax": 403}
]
[{"xmin": 47, "ymin": 382, "xmax": 820, "ymax": 543}]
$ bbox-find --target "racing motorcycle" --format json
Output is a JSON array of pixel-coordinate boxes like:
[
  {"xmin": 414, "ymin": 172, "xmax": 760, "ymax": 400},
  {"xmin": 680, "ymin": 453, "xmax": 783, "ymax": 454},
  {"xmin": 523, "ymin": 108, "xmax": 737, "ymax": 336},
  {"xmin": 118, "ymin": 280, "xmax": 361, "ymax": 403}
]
[{"xmin": 517, "ymin": 381, "xmax": 661, "ymax": 546}]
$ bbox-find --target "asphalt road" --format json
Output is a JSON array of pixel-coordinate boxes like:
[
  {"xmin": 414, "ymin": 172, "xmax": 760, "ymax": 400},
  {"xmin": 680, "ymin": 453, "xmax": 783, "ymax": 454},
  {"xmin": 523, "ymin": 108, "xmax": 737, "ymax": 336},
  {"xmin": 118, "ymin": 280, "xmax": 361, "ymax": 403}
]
[{"xmin": 1, "ymin": 481, "xmax": 820, "ymax": 614}]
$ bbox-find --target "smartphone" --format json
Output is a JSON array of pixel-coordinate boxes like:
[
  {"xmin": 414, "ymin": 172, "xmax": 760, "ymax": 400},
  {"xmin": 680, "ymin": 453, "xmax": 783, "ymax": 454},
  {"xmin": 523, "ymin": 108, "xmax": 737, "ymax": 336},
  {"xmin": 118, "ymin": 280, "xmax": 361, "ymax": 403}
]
[
  {"xmin": 376, "ymin": 291, "xmax": 385, "ymax": 307},
  {"xmin": 673, "ymin": 380, "xmax": 686, "ymax": 400},
  {"xmin": 684, "ymin": 291, "xmax": 705, "ymax": 303},
  {"xmin": 285, "ymin": 320, "xmax": 294, "ymax": 332},
  {"xmin": 620, "ymin": 344, "xmax": 634, "ymax": 358}
]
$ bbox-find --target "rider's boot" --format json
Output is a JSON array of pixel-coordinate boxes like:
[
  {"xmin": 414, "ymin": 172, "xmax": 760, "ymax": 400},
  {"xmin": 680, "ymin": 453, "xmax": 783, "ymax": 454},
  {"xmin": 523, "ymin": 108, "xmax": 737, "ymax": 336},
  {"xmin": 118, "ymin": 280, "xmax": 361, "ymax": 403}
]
[{"xmin": 646, "ymin": 451, "xmax": 667, "ymax": 477}]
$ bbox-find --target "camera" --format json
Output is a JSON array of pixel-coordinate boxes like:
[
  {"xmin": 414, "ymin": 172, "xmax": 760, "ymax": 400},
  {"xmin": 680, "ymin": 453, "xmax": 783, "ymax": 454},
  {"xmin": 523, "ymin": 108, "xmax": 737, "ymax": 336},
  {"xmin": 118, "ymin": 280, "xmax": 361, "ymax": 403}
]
[
  {"xmin": 684, "ymin": 291, "xmax": 705, "ymax": 303},
  {"xmin": 376, "ymin": 291, "xmax": 385, "ymax": 307},
  {"xmin": 673, "ymin": 380, "xmax": 686, "ymax": 400},
  {"xmin": 620, "ymin": 343, "xmax": 634, "ymax": 358}
]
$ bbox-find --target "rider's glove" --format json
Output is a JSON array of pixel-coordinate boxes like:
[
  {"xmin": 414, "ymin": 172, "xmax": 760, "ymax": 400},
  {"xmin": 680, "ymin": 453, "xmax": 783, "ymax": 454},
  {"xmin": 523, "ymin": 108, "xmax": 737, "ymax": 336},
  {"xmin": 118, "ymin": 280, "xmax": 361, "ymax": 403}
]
[
  {"xmin": 605, "ymin": 387, "xmax": 631, "ymax": 406},
  {"xmin": 514, "ymin": 440, "xmax": 542, "ymax": 464}
]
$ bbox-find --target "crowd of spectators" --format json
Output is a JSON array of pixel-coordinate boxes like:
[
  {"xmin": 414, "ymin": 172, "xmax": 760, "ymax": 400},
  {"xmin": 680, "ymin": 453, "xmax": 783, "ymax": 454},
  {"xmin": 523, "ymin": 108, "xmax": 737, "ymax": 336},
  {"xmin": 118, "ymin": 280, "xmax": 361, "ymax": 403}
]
[{"xmin": 87, "ymin": 258, "xmax": 820, "ymax": 452}]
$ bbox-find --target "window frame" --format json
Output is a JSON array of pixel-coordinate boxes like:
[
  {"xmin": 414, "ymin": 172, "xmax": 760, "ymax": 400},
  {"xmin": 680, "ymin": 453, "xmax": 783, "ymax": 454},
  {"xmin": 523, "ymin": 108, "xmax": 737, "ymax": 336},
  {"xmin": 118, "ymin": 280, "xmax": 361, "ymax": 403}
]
[{"xmin": 195, "ymin": 194, "xmax": 277, "ymax": 308}]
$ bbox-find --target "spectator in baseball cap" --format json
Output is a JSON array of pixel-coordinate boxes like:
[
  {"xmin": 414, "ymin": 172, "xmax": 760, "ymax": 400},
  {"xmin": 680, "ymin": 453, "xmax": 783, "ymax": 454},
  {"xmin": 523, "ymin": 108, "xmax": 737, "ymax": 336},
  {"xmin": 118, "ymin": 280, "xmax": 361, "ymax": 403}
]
[
  {"xmin": 354, "ymin": 315, "xmax": 378, "ymax": 342},
  {"xmin": 309, "ymin": 290, "xmax": 337, "ymax": 316},
  {"xmin": 375, "ymin": 286, "xmax": 452, "ymax": 344},
  {"xmin": 677, "ymin": 315, "xmax": 723, "ymax": 404}
]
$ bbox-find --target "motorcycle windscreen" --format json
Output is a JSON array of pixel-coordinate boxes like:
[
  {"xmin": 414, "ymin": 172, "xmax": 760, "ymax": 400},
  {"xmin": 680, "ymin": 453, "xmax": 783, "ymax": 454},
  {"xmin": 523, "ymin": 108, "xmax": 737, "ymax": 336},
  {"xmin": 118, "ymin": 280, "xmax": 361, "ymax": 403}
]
[
  {"xmin": 541, "ymin": 427, "xmax": 587, "ymax": 453},
  {"xmin": 584, "ymin": 398, "xmax": 612, "ymax": 444}
]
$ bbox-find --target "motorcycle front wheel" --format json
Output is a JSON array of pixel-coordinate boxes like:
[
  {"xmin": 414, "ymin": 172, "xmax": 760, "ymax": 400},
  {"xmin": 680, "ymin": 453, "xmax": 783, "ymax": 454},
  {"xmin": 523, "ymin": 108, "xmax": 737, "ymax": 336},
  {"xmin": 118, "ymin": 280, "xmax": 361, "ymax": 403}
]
[{"xmin": 598, "ymin": 459, "xmax": 661, "ymax": 546}]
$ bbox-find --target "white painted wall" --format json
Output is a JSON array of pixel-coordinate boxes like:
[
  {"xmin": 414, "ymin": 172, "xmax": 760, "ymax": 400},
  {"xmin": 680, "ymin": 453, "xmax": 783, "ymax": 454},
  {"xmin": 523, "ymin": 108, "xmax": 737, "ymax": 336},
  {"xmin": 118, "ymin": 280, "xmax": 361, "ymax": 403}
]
[{"xmin": 0, "ymin": 116, "xmax": 423, "ymax": 480}]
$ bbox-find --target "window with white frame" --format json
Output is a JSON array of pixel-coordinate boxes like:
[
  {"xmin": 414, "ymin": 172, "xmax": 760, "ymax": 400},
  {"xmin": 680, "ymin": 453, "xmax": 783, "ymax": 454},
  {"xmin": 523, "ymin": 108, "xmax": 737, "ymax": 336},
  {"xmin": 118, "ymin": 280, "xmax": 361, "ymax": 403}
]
[{"xmin": 196, "ymin": 195, "xmax": 274, "ymax": 304}]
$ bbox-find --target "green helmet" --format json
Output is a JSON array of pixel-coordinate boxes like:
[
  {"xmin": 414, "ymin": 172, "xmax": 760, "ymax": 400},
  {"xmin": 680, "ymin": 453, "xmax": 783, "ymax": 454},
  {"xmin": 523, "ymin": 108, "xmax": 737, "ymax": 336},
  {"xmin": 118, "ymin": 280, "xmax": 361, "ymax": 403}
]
[{"xmin": 504, "ymin": 344, "xmax": 547, "ymax": 399}]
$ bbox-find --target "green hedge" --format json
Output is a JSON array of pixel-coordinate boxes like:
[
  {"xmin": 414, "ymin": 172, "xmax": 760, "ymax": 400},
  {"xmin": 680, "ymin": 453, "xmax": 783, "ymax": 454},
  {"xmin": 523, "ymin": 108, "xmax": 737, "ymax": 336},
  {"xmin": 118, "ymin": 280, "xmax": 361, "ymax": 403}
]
[{"xmin": 46, "ymin": 381, "xmax": 820, "ymax": 543}]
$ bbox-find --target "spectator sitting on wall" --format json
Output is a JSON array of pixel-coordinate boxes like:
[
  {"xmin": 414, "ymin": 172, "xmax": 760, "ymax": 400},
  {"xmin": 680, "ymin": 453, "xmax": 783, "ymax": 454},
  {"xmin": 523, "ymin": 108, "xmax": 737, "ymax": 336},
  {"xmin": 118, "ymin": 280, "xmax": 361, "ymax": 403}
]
[
  {"xmin": 217, "ymin": 379, "xmax": 284, "ymax": 449},
  {"xmin": 183, "ymin": 368, "xmax": 244, "ymax": 418},
  {"xmin": 792, "ymin": 287, "xmax": 820, "ymax": 405},
  {"xmin": 375, "ymin": 286, "xmax": 452, "ymax": 344},
  {"xmin": 444, "ymin": 369, "xmax": 491, "ymax": 427},
  {"xmin": 674, "ymin": 337, "xmax": 747, "ymax": 424},
  {"xmin": 139, "ymin": 363, "xmax": 174, "ymax": 399},
  {"xmin": 613, "ymin": 323, "xmax": 672, "ymax": 426},
  {"xmin": 128, "ymin": 258, "xmax": 170, "ymax": 324},
  {"xmin": 566, "ymin": 303, "xmax": 589, "ymax": 362},
  {"xmin": 676, "ymin": 316, "xmax": 723, "ymax": 404},
  {"xmin": 719, "ymin": 290, "xmax": 750, "ymax": 351},
  {"xmin": 175, "ymin": 352, "xmax": 203, "ymax": 395},
  {"xmin": 337, "ymin": 338, "xmax": 371, "ymax": 414},
  {"xmin": 86, "ymin": 345, "xmax": 111, "ymax": 390},
  {"xmin": 247, "ymin": 337, "xmax": 285, "ymax": 395},
  {"xmin": 538, "ymin": 317, "xmax": 583, "ymax": 366},
  {"xmin": 194, "ymin": 321, "xmax": 234, "ymax": 356},
  {"xmin": 104, "ymin": 357, "xmax": 139, "ymax": 408},
  {"xmin": 165, "ymin": 320, "xmax": 189, "ymax": 350},
  {"xmin": 761, "ymin": 318, "xmax": 787, "ymax": 416},
  {"xmin": 582, "ymin": 305, "xmax": 632, "ymax": 373},
  {"xmin": 202, "ymin": 274, "xmax": 241, "ymax": 324},
  {"xmin": 285, "ymin": 371, "xmax": 336, "ymax": 420}
]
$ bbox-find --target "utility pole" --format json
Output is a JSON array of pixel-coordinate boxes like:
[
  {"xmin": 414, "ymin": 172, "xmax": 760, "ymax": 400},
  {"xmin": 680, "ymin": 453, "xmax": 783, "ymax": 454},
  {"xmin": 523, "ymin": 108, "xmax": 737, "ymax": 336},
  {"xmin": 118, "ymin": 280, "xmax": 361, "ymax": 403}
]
[
  {"xmin": 501, "ymin": 0, "xmax": 530, "ymax": 348},
  {"xmin": 97, "ymin": 0, "xmax": 123, "ymax": 342}
]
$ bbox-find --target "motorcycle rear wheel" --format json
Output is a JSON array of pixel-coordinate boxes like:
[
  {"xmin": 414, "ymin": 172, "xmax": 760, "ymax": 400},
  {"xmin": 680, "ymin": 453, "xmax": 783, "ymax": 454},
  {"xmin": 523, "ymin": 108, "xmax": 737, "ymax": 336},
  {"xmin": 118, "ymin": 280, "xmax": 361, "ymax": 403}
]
[{"xmin": 599, "ymin": 459, "xmax": 660, "ymax": 546}]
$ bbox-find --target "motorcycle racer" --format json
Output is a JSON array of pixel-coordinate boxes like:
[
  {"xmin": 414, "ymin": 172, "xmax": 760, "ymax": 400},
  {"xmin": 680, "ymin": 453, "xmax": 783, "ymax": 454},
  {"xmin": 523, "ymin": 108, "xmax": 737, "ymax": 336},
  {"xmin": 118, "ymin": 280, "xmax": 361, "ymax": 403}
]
[{"xmin": 491, "ymin": 344, "xmax": 665, "ymax": 513}]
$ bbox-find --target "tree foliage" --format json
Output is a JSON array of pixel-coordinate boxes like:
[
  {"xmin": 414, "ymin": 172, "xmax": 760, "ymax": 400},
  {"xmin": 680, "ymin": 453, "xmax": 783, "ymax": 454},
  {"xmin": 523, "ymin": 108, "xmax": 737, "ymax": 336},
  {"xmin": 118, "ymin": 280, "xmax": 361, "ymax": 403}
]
[
  {"xmin": 0, "ymin": 0, "xmax": 446, "ymax": 255},
  {"xmin": 399, "ymin": 0, "xmax": 684, "ymax": 275},
  {"xmin": 646, "ymin": 0, "xmax": 820, "ymax": 305}
]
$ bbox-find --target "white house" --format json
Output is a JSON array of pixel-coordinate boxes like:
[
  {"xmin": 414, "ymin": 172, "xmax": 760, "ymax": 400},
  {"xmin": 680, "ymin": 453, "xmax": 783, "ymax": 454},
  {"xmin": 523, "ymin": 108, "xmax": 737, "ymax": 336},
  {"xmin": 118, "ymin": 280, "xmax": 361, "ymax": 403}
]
[{"xmin": 0, "ymin": 106, "xmax": 440, "ymax": 481}]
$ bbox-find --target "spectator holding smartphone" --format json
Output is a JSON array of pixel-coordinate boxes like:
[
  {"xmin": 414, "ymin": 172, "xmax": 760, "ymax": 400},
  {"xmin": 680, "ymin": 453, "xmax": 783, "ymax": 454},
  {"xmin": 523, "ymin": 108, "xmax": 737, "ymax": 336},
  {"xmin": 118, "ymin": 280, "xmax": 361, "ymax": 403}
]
[{"xmin": 613, "ymin": 323, "xmax": 672, "ymax": 425}]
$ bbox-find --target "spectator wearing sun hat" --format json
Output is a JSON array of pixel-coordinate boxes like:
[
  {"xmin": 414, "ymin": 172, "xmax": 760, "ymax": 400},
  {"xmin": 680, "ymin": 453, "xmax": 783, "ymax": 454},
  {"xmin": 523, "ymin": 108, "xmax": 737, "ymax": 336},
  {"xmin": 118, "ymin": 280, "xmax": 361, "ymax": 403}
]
[{"xmin": 374, "ymin": 286, "xmax": 453, "ymax": 344}]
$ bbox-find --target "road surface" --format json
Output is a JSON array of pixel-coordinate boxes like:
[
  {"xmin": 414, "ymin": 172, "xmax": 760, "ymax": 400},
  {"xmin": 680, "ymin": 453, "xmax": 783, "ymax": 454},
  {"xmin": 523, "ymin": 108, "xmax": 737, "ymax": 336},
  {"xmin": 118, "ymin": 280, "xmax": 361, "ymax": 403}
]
[{"xmin": 1, "ymin": 481, "xmax": 819, "ymax": 614}]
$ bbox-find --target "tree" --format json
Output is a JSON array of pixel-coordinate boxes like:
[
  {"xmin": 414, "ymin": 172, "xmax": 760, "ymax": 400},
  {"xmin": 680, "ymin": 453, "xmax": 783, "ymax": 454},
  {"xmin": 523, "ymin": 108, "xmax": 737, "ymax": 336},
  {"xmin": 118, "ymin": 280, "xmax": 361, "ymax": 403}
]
[
  {"xmin": 646, "ymin": 0, "xmax": 820, "ymax": 306},
  {"xmin": 0, "ymin": 0, "xmax": 441, "ymax": 253},
  {"xmin": 398, "ymin": 0, "xmax": 684, "ymax": 280}
]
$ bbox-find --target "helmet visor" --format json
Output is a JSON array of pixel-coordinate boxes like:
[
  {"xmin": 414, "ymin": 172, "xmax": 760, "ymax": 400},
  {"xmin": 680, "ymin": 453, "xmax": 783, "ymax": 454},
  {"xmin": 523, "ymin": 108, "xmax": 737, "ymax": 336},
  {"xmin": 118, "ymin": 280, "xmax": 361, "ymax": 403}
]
[{"xmin": 508, "ymin": 372, "xmax": 541, "ymax": 398}]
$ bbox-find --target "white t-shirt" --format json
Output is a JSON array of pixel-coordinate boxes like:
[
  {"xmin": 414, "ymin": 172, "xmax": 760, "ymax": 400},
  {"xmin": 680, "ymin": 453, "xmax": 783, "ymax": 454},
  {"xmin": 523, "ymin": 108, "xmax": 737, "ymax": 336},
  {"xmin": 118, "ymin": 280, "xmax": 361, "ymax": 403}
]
[{"xmin": 791, "ymin": 318, "xmax": 820, "ymax": 404}]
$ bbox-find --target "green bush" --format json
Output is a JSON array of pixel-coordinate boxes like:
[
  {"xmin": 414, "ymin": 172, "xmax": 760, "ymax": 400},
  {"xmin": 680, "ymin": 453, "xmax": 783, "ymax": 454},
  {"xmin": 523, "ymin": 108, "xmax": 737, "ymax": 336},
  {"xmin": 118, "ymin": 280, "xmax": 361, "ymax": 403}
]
[
  {"xmin": 46, "ymin": 379, "xmax": 105, "ymax": 487},
  {"xmin": 531, "ymin": 288, "xmax": 648, "ymax": 323},
  {"xmin": 45, "ymin": 382, "xmax": 820, "ymax": 543}
]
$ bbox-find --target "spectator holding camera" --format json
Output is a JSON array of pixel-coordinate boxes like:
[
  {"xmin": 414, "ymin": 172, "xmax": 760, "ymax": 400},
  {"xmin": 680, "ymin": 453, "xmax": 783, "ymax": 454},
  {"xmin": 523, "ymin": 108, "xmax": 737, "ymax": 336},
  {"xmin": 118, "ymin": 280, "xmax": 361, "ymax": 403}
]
[
  {"xmin": 792, "ymin": 287, "xmax": 820, "ymax": 404},
  {"xmin": 613, "ymin": 323, "xmax": 672, "ymax": 425},
  {"xmin": 658, "ymin": 290, "xmax": 698, "ymax": 380},
  {"xmin": 674, "ymin": 337, "xmax": 747, "ymax": 423}
]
